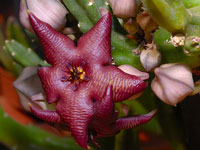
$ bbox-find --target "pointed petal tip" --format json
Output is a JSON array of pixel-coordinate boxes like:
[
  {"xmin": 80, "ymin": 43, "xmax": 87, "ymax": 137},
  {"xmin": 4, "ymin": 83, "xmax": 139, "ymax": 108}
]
[
  {"xmin": 115, "ymin": 109, "xmax": 157, "ymax": 130},
  {"xmin": 27, "ymin": 9, "xmax": 30, "ymax": 14},
  {"xmin": 102, "ymin": 11, "xmax": 111, "ymax": 22},
  {"xmin": 27, "ymin": 10, "xmax": 34, "ymax": 19},
  {"xmin": 30, "ymin": 105, "xmax": 61, "ymax": 124},
  {"xmin": 73, "ymin": 136, "xmax": 89, "ymax": 150},
  {"xmin": 27, "ymin": 11, "xmax": 39, "ymax": 28},
  {"xmin": 147, "ymin": 109, "xmax": 157, "ymax": 117}
]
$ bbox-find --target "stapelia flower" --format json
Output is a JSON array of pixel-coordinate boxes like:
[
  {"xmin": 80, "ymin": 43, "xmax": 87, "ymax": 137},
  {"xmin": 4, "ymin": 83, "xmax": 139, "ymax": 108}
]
[
  {"xmin": 151, "ymin": 63, "xmax": 194, "ymax": 106},
  {"xmin": 28, "ymin": 11, "xmax": 156, "ymax": 149}
]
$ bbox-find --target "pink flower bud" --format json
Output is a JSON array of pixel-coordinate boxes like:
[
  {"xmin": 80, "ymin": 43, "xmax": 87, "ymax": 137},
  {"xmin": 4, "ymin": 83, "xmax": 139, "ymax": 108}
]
[
  {"xmin": 19, "ymin": 0, "xmax": 68, "ymax": 32},
  {"xmin": 118, "ymin": 64, "xmax": 149, "ymax": 80},
  {"xmin": 109, "ymin": 0, "xmax": 137, "ymax": 19},
  {"xmin": 151, "ymin": 63, "xmax": 194, "ymax": 106}
]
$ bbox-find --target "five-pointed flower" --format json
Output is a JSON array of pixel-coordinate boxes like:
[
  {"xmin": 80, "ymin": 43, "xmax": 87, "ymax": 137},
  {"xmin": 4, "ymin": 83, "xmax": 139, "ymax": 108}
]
[{"xmin": 28, "ymin": 11, "xmax": 155, "ymax": 149}]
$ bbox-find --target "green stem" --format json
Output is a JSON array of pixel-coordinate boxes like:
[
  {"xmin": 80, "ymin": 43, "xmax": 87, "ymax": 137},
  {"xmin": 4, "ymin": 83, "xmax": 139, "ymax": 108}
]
[
  {"xmin": 186, "ymin": 5, "xmax": 200, "ymax": 36},
  {"xmin": 142, "ymin": 0, "xmax": 187, "ymax": 34},
  {"xmin": 0, "ymin": 46, "xmax": 23, "ymax": 77},
  {"xmin": 115, "ymin": 103, "xmax": 141, "ymax": 150},
  {"xmin": 154, "ymin": 27, "xmax": 200, "ymax": 68},
  {"xmin": 182, "ymin": 0, "xmax": 200, "ymax": 8},
  {"xmin": 5, "ymin": 40, "xmax": 48, "ymax": 67},
  {"xmin": 154, "ymin": 100, "xmax": 188, "ymax": 150},
  {"xmin": 95, "ymin": 137, "xmax": 115, "ymax": 150},
  {"xmin": 115, "ymin": 128, "xmax": 140, "ymax": 150},
  {"xmin": 0, "ymin": 106, "xmax": 83, "ymax": 150},
  {"xmin": 6, "ymin": 17, "xmax": 30, "ymax": 47}
]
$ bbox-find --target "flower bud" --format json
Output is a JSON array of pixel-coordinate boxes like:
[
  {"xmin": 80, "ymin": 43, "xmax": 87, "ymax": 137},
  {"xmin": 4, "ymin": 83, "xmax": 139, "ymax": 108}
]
[
  {"xmin": 19, "ymin": 0, "xmax": 68, "ymax": 32},
  {"xmin": 136, "ymin": 11, "xmax": 158, "ymax": 42},
  {"xmin": 13, "ymin": 67, "xmax": 56, "ymax": 112},
  {"xmin": 184, "ymin": 36, "xmax": 200, "ymax": 56},
  {"xmin": 170, "ymin": 34, "xmax": 185, "ymax": 47},
  {"xmin": 118, "ymin": 64, "xmax": 149, "ymax": 80},
  {"xmin": 109, "ymin": 0, "xmax": 137, "ymax": 19},
  {"xmin": 123, "ymin": 18, "xmax": 139, "ymax": 35},
  {"xmin": 151, "ymin": 63, "xmax": 194, "ymax": 106},
  {"xmin": 140, "ymin": 44, "xmax": 161, "ymax": 72},
  {"xmin": 136, "ymin": 11, "xmax": 158, "ymax": 33}
]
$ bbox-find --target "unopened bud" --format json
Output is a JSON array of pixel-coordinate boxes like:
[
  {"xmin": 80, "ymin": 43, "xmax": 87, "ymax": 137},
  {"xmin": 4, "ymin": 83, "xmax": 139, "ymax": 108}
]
[
  {"xmin": 151, "ymin": 63, "xmax": 194, "ymax": 106},
  {"xmin": 118, "ymin": 64, "xmax": 149, "ymax": 80},
  {"xmin": 123, "ymin": 18, "xmax": 138, "ymax": 35},
  {"xmin": 19, "ymin": 0, "xmax": 68, "ymax": 32},
  {"xmin": 184, "ymin": 36, "xmax": 200, "ymax": 56},
  {"xmin": 140, "ymin": 44, "xmax": 161, "ymax": 72},
  {"xmin": 109, "ymin": 0, "xmax": 137, "ymax": 19}
]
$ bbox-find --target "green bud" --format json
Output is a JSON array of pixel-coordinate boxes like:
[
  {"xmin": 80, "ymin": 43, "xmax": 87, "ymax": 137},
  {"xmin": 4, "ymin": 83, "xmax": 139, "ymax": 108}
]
[{"xmin": 184, "ymin": 36, "xmax": 200, "ymax": 56}]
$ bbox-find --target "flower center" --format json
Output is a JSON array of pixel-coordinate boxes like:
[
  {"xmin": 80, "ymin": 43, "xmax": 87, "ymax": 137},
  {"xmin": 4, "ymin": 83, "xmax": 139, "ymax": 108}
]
[{"xmin": 61, "ymin": 61, "xmax": 89, "ymax": 90}]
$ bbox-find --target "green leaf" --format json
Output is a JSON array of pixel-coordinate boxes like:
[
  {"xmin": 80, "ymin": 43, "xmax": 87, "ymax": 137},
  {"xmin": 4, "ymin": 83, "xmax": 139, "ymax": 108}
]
[
  {"xmin": 0, "ymin": 46, "xmax": 23, "ymax": 77},
  {"xmin": 142, "ymin": 0, "xmax": 187, "ymax": 34},
  {"xmin": 182, "ymin": 0, "xmax": 200, "ymax": 8},
  {"xmin": 0, "ymin": 106, "xmax": 83, "ymax": 150},
  {"xmin": 6, "ymin": 17, "xmax": 30, "ymax": 47},
  {"xmin": 5, "ymin": 40, "xmax": 48, "ymax": 67}
]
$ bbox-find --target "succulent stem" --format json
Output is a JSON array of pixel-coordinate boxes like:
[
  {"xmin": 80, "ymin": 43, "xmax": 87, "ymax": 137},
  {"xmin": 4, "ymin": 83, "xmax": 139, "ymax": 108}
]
[{"xmin": 142, "ymin": 0, "xmax": 187, "ymax": 34}]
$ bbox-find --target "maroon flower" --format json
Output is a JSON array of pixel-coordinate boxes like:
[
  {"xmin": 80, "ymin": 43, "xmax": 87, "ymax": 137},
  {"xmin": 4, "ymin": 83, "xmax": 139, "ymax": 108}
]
[{"xmin": 28, "ymin": 12, "xmax": 156, "ymax": 149}]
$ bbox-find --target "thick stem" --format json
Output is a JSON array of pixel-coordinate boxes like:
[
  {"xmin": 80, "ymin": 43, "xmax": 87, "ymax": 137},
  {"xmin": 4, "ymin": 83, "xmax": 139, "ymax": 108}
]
[
  {"xmin": 142, "ymin": 0, "xmax": 187, "ymax": 34},
  {"xmin": 182, "ymin": 0, "xmax": 200, "ymax": 9},
  {"xmin": 115, "ymin": 128, "xmax": 140, "ymax": 150},
  {"xmin": 154, "ymin": 27, "xmax": 200, "ymax": 68},
  {"xmin": 154, "ymin": 100, "xmax": 189, "ymax": 150},
  {"xmin": 0, "ymin": 106, "xmax": 83, "ymax": 150},
  {"xmin": 115, "ymin": 105, "xmax": 141, "ymax": 150},
  {"xmin": 183, "ymin": 6, "xmax": 200, "ymax": 56}
]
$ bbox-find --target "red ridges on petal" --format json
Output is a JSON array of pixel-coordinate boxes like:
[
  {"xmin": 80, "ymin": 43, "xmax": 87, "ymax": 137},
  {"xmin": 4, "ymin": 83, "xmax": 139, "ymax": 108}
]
[
  {"xmin": 56, "ymin": 95, "xmax": 93, "ymax": 149},
  {"xmin": 112, "ymin": 73, "xmax": 146, "ymax": 102},
  {"xmin": 78, "ymin": 12, "xmax": 112, "ymax": 65},
  {"xmin": 90, "ymin": 66, "xmax": 146, "ymax": 102},
  {"xmin": 38, "ymin": 67, "xmax": 59, "ymax": 103},
  {"xmin": 30, "ymin": 105, "xmax": 62, "ymax": 124},
  {"xmin": 94, "ymin": 85, "xmax": 115, "ymax": 120},
  {"xmin": 115, "ymin": 110, "xmax": 157, "ymax": 130},
  {"xmin": 110, "ymin": 67, "xmax": 147, "ymax": 102},
  {"xmin": 70, "ymin": 124, "xmax": 89, "ymax": 149},
  {"xmin": 28, "ymin": 12, "xmax": 75, "ymax": 65}
]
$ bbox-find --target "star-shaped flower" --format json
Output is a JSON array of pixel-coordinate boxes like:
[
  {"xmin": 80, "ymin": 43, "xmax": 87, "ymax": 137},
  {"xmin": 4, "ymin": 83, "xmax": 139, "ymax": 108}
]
[{"xmin": 28, "ymin": 12, "xmax": 155, "ymax": 149}]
